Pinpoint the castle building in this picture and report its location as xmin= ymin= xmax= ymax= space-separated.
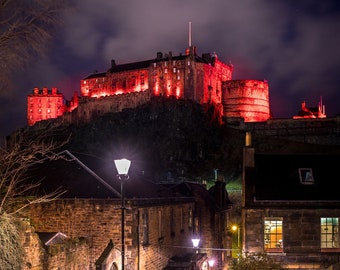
xmin=27 ymin=87 xmax=78 ymax=126
xmin=27 ymin=45 xmax=271 ymax=126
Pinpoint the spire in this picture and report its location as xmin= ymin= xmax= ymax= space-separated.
xmin=189 ymin=21 xmax=192 ymax=47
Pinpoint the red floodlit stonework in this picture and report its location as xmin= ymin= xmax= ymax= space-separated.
xmin=27 ymin=45 xmax=322 ymax=126
xmin=27 ymin=87 xmax=78 ymax=126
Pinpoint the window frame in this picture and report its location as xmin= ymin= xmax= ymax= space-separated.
xmin=321 ymin=217 xmax=340 ymax=251
xmin=298 ymin=168 xmax=314 ymax=185
xmin=264 ymin=217 xmax=283 ymax=253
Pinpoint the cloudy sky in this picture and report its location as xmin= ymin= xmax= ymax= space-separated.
xmin=1 ymin=0 xmax=340 ymax=138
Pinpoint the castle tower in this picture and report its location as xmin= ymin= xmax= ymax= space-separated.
xmin=222 ymin=80 xmax=270 ymax=122
xmin=27 ymin=87 xmax=66 ymax=126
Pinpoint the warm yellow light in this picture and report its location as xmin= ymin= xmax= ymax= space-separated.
xmin=231 ymin=225 xmax=238 ymax=232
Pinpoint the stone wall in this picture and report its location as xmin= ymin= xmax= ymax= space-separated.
xmin=21 ymin=220 xmax=90 ymax=270
xmin=61 ymin=89 xmax=152 ymax=124
xmin=26 ymin=198 xmax=196 ymax=270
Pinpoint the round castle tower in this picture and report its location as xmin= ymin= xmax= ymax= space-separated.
xmin=222 ymin=80 xmax=270 ymax=122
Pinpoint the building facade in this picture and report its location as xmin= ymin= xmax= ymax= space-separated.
xmin=242 ymin=144 xmax=340 ymax=269
xmin=22 ymin=150 xmax=232 ymax=270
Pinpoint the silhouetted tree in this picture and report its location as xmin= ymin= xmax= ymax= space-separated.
xmin=0 ymin=126 xmax=68 ymax=269
xmin=0 ymin=0 xmax=69 ymax=92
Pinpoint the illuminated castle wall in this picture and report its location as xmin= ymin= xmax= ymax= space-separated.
xmin=222 ymin=80 xmax=270 ymax=122
xmin=27 ymin=87 xmax=78 ymax=126
xmin=27 ymin=45 xmax=271 ymax=126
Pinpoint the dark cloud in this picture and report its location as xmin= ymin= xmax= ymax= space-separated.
xmin=1 ymin=0 xmax=340 ymax=138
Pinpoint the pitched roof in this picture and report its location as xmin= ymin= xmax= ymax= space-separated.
xmin=27 ymin=150 xmax=186 ymax=201
xmin=254 ymin=153 xmax=340 ymax=201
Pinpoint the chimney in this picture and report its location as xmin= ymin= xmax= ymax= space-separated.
xmin=111 ymin=59 xmax=116 ymax=68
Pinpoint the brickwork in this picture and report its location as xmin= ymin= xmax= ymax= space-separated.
xmin=26 ymin=198 xmax=197 ymax=269
xmin=243 ymin=208 xmax=340 ymax=268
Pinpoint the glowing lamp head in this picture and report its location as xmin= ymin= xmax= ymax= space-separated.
xmin=114 ymin=158 xmax=131 ymax=175
xmin=208 ymin=259 xmax=215 ymax=267
xmin=192 ymin=238 xmax=200 ymax=248
xmin=231 ymin=225 xmax=238 ymax=232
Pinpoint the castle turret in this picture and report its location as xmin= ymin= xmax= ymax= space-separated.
xmin=222 ymin=79 xmax=270 ymax=122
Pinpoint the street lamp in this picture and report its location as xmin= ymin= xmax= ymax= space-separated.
xmin=191 ymin=237 xmax=200 ymax=253
xmin=115 ymin=158 xmax=131 ymax=270
xmin=208 ymin=258 xmax=215 ymax=269
xmin=231 ymin=224 xmax=240 ymax=249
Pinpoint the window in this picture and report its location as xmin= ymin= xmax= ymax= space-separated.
xmin=264 ymin=217 xmax=283 ymax=251
xmin=299 ymin=168 xmax=314 ymax=184
xmin=188 ymin=207 xmax=193 ymax=229
xmin=158 ymin=210 xmax=163 ymax=240
xmin=180 ymin=208 xmax=184 ymax=233
xmin=170 ymin=208 xmax=175 ymax=237
xmin=142 ymin=209 xmax=149 ymax=245
xmin=321 ymin=217 xmax=339 ymax=248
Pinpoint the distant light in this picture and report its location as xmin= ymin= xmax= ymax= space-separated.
xmin=192 ymin=238 xmax=200 ymax=248
xmin=208 ymin=259 xmax=215 ymax=267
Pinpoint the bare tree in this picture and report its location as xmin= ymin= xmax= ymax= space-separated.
xmin=0 ymin=126 xmax=69 ymax=269
xmin=0 ymin=0 xmax=69 ymax=92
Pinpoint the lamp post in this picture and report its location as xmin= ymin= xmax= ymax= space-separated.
xmin=114 ymin=158 xmax=131 ymax=270
xmin=231 ymin=224 xmax=240 ymax=251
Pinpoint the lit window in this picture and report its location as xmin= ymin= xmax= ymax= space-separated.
xmin=140 ymin=74 xmax=145 ymax=85
xmin=299 ymin=168 xmax=314 ymax=184
xmin=188 ymin=207 xmax=193 ymax=229
xmin=321 ymin=217 xmax=339 ymax=248
xmin=264 ymin=217 xmax=283 ymax=251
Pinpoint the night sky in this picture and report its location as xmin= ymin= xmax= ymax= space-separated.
xmin=1 ymin=0 xmax=340 ymax=138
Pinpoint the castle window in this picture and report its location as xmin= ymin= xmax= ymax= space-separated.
xmin=140 ymin=74 xmax=145 ymax=85
xmin=164 ymin=68 xmax=167 ymax=74
xmin=131 ymin=76 xmax=136 ymax=87
xmin=112 ymin=79 xmax=117 ymax=89
xmin=173 ymin=68 xmax=176 ymax=73
xmin=299 ymin=168 xmax=314 ymax=185
xmin=264 ymin=217 xmax=283 ymax=252
xmin=321 ymin=217 xmax=339 ymax=249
